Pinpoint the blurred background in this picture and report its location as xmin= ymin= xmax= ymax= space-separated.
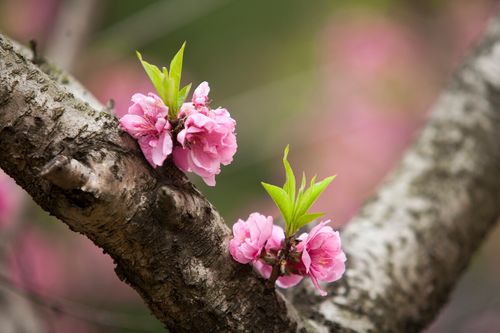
xmin=1 ymin=0 xmax=500 ymax=332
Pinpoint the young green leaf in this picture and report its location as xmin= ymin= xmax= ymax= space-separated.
xmin=137 ymin=43 xmax=188 ymax=120
xmin=295 ymin=175 xmax=336 ymax=219
xmin=169 ymin=42 xmax=185 ymax=87
xmin=168 ymin=42 xmax=186 ymax=113
xmin=178 ymin=83 xmax=192 ymax=107
xmin=136 ymin=51 xmax=166 ymax=101
xmin=282 ymin=145 xmax=296 ymax=201
xmin=296 ymin=212 xmax=325 ymax=229
xmin=261 ymin=182 xmax=292 ymax=224
xmin=165 ymin=77 xmax=176 ymax=118
xmin=262 ymin=146 xmax=336 ymax=236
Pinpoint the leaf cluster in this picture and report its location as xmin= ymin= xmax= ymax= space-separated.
xmin=136 ymin=43 xmax=192 ymax=120
xmin=262 ymin=146 xmax=335 ymax=236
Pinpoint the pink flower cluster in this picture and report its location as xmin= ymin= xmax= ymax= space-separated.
xmin=119 ymin=82 xmax=237 ymax=186
xmin=229 ymin=213 xmax=346 ymax=296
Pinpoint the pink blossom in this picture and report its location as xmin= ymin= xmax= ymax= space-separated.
xmin=229 ymin=213 xmax=273 ymax=264
xmin=296 ymin=221 xmax=346 ymax=296
xmin=192 ymin=81 xmax=210 ymax=108
xmin=252 ymin=225 xmax=303 ymax=288
xmin=119 ymin=93 xmax=173 ymax=168
xmin=173 ymin=107 xmax=237 ymax=186
xmin=178 ymin=102 xmax=197 ymax=118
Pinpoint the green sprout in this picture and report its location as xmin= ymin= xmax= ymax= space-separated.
xmin=136 ymin=43 xmax=192 ymax=120
xmin=262 ymin=146 xmax=335 ymax=236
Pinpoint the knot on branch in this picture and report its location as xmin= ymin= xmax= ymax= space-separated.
xmin=40 ymin=155 xmax=100 ymax=196
xmin=156 ymin=186 xmax=207 ymax=228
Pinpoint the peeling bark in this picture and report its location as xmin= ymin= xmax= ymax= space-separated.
xmin=1 ymin=11 xmax=500 ymax=333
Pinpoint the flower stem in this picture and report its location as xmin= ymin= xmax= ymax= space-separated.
xmin=267 ymin=263 xmax=280 ymax=288
xmin=267 ymin=236 xmax=294 ymax=288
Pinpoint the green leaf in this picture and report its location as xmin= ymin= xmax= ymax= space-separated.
xmin=294 ymin=172 xmax=306 ymax=215
xmin=310 ymin=175 xmax=317 ymax=187
xmin=137 ymin=44 xmax=188 ymax=120
xmin=296 ymin=212 xmax=325 ymax=229
xmin=169 ymin=42 xmax=185 ymax=87
xmin=136 ymin=51 xmax=167 ymax=101
xmin=299 ymin=172 xmax=306 ymax=190
xmin=295 ymin=175 xmax=335 ymax=219
xmin=297 ymin=172 xmax=306 ymax=197
xmin=168 ymin=42 xmax=186 ymax=113
xmin=261 ymin=182 xmax=293 ymax=225
xmin=178 ymin=83 xmax=192 ymax=107
xmin=262 ymin=146 xmax=336 ymax=236
xmin=165 ymin=77 xmax=176 ymax=118
xmin=282 ymin=145 xmax=296 ymax=202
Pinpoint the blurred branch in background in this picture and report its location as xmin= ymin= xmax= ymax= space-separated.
xmin=0 ymin=285 xmax=44 ymax=333
xmin=45 ymin=0 xmax=100 ymax=71
xmin=0 ymin=178 xmax=44 ymax=333
xmin=0 ymin=273 xmax=158 ymax=332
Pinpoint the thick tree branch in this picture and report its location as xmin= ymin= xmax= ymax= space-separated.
xmin=0 ymin=35 xmax=305 ymax=332
xmin=2 ymin=11 xmax=500 ymax=333
xmin=289 ymin=14 xmax=500 ymax=333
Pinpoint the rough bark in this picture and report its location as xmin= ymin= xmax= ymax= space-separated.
xmin=1 ymin=12 xmax=500 ymax=333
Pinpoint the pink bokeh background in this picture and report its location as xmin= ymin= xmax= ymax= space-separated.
xmin=1 ymin=0 xmax=499 ymax=332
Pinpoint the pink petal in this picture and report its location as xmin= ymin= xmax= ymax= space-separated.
xmin=150 ymin=132 xmax=172 ymax=167
xmin=138 ymin=136 xmax=155 ymax=168
xmin=230 ymin=244 xmax=252 ymax=264
xmin=310 ymin=273 xmax=327 ymax=296
xmin=252 ymin=260 xmax=272 ymax=279
xmin=177 ymin=129 xmax=187 ymax=146
xmin=323 ymin=258 xmax=346 ymax=283
xmin=202 ymin=174 xmax=216 ymax=186
xmin=301 ymin=249 xmax=312 ymax=273
xmin=173 ymin=147 xmax=190 ymax=172
xmin=276 ymin=274 xmax=303 ymax=289
xmin=192 ymin=81 xmax=210 ymax=107
xmin=266 ymin=225 xmax=285 ymax=251
xmin=119 ymin=114 xmax=151 ymax=138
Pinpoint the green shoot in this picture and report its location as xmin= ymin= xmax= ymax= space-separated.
xmin=136 ymin=43 xmax=192 ymax=120
xmin=262 ymin=145 xmax=335 ymax=236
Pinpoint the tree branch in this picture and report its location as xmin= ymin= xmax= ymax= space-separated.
xmin=289 ymin=13 xmax=500 ymax=333
xmin=2 ymin=11 xmax=500 ymax=333
xmin=0 ymin=34 xmax=305 ymax=332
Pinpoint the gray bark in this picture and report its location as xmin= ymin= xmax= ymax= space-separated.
xmin=1 ymin=12 xmax=500 ymax=333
